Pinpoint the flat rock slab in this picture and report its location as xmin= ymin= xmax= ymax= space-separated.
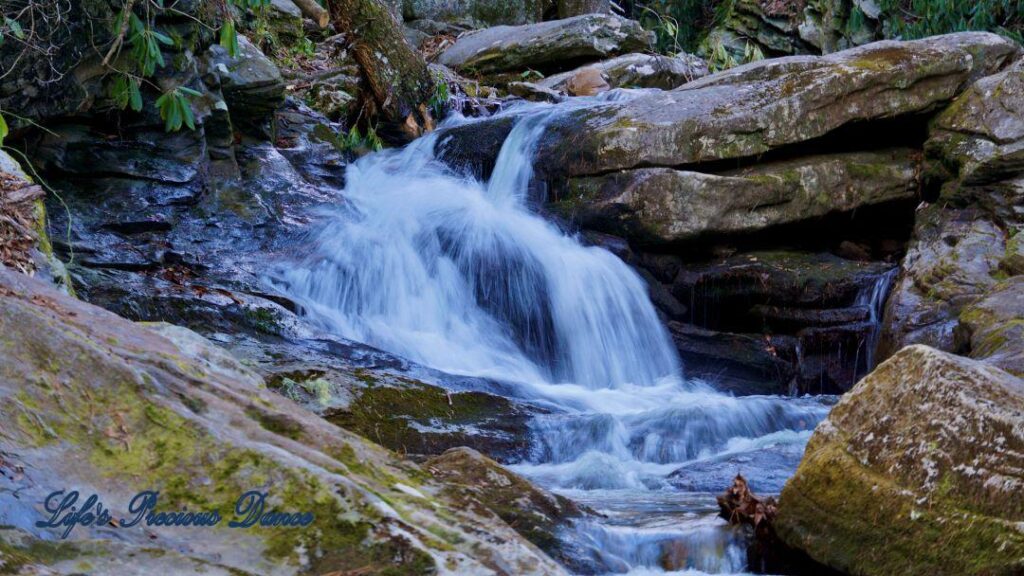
xmin=437 ymin=14 xmax=652 ymax=74
xmin=554 ymin=149 xmax=921 ymax=244
xmin=532 ymin=32 xmax=1019 ymax=179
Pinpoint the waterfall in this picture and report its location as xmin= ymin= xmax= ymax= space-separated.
xmin=278 ymin=95 xmax=833 ymax=575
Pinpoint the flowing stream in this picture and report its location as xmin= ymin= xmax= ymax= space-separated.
xmin=280 ymin=94 xmax=838 ymax=574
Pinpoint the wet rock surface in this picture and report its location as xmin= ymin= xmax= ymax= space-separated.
xmin=0 ymin=268 xmax=567 ymax=575
xmin=776 ymin=345 xmax=1024 ymax=575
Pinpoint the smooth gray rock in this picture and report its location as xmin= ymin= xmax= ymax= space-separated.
xmin=538 ymin=53 xmax=709 ymax=92
xmin=437 ymin=14 xmax=653 ymax=73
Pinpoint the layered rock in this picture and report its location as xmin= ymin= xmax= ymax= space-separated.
xmin=776 ymin=345 xmax=1024 ymax=575
xmin=533 ymin=33 xmax=1019 ymax=179
xmin=660 ymin=251 xmax=898 ymax=394
xmin=0 ymin=268 xmax=567 ymax=575
xmin=554 ymin=149 xmax=921 ymax=244
xmin=538 ymin=53 xmax=709 ymax=93
xmin=437 ymin=14 xmax=652 ymax=74
xmin=925 ymin=59 xmax=1024 ymax=226
xmin=880 ymin=207 xmax=1005 ymax=355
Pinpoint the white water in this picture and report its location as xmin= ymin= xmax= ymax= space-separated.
xmin=279 ymin=94 xmax=832 ymax=574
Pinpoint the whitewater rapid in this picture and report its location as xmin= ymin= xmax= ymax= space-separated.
xmin=277 ymin=93 xmax=834 ymax=574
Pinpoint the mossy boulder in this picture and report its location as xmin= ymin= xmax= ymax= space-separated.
xmin=531 ymin=33 xmax=1019 ymax=180
xmin=958 ymin=276 xmax=1024 ymax=378
xmin=0 ymin=268 xmax=567 ymax=575
xmin=554 ymin=149 xmax=920 ymax=245
xmin=437 ymin=14 xmax=653 ymax=74
xmin=776 ymin=345 xmax=1024 ymax=576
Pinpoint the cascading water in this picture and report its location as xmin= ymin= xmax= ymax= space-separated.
xmin=278 ymin=93 xmax=833 ymax=575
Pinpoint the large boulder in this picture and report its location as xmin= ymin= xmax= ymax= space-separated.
xmin=776 ymin=345 xmax=1024 ymax=575
xmin=437 ymin=14 xmax=652 ymax=74
xmin=532 ymin=33 xmax=1019 ymax=179
xmin=0 ymin=268 xmax=567 ymax=575
xmin=553 ymin=149 xmax=921 ymax=244
xmin=537 ymin=53 xmax=709 ymax=93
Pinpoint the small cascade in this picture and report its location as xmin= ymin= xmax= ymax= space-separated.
xmin=279 ymin=95 xmax=834 ymax=575
xmin=855 ymin=267 xmax=899 ymax=373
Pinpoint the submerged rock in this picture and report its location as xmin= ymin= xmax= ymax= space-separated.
xmin=533 ymin=33 xmax=1019 ymax=179
xmin=776 ymin=345 xmax=1024 ymax=575
xmin=437 ymin=14 xmax=652 ymax=74
xmin=0 ymin=268 xmax=567 ymax=575
xmin=554 ymin=149 xmax=921 ymax=244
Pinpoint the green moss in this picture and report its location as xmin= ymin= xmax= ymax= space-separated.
xmin=0 ymin=535 xmax=81 ymax=575
xmin=778 ymin=435 xmax=1024 ymax=575
xmin=327 ymin=381 xmax=515 ymax=456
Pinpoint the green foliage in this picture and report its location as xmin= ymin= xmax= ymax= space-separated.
xmin=631 ymin=0 xmax=722 ymax=53
xmin=0 ymin=112 xmax=7 ymax=147
xmin=155 ymin=87 xmax=202 ymax=132
xmin=428 ymin=71 xmax=451 ymax=118
xmin=346 ymin=125 xmax=385 ymax=153
xmin=519 ymin=68 xmax=544 ymax=80
xmin=877 ymin=0 xmax=1024 ymax=42
xmin=127 ymin=11 xmax=174 ymax=76
xmin=110 ymin=75 xmax=144 ymax=112
xmin=0 ymin=15 xmax=25 ymax=46
xmin=220 ymin=18 xmax=240 ymax=57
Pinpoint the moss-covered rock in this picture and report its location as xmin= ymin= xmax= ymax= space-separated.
xmin=425 ymin=448 xmax=588 ymax=567
xmin=555 ymin=149 xmax=920 ymax=245
xmin=0 ymin=268 xmax=567 ymax=575
xmin=879 ymin=206 xmax=1005 ymax=357
xmin=531 ymin=33 xmax=1019 ymax=180
xmin=776 ymin=345 xmax=1024 ymax=576
xmin=958 ymin=276 xmax=1024 ymax=377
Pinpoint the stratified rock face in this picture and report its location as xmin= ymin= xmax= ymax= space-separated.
xmin=533 ymin=33 xmax=1020 ymax=179
xmin=879 ymin=207 xmax=1005 ymax=355
xmin=403 ymin=0 xmax=550 ymax=26
xmin=537 ymin=53 xmax=709 ymax=92
xmin=426 ymin=447 xmax=587 ymax=567
xmin=925 ymin=59 xmax=1024 ymax=227
xmin=437 ymin=14 xmax=653 ymax=74
xmin=555 ymin=149 xmax=920 ymax=244
xmin=0 ymin=268 xmax=567 ymax=576
xmin=776 ymin=345 xmax=1024 ymax=576
xmin=202 ymin=35 xmax=286 ymax=135
xmin=959 ymin=276 xmax=1024 ymax=378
